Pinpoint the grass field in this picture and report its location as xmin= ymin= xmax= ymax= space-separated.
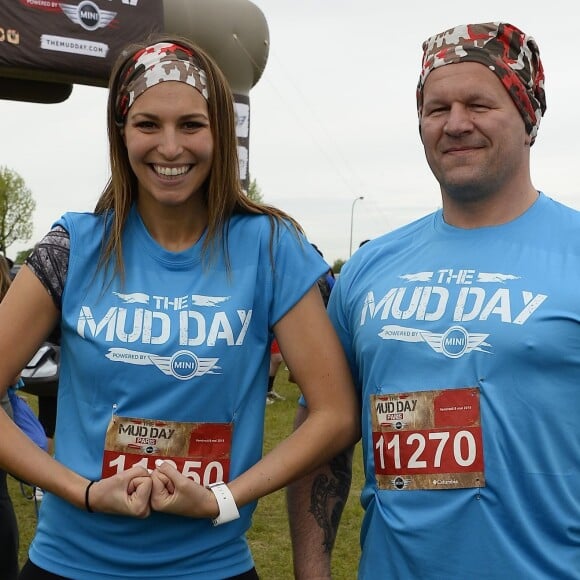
xmin=9 ymin=369 xmax=364 ymax=579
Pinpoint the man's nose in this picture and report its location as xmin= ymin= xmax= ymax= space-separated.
xmin=444 ymin=104 xmax=474 ymax=135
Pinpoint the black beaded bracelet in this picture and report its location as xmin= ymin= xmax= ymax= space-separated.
xmin=85 ymin=480 xmax=96 ymax=513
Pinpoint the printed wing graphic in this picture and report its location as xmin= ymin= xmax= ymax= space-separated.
xmin=195 ymin=358 xmax=221 ymax=375
xmin=60 ymin=4 xmax=117 ymax=28
xmin=420 ymin=331 xmax=491 ymax=354
xmin=190 ymin=295 xmax=229 ymax=307
xmin=105 ymin=348 xmax=221 ymax=377
xmin=149 ymin=354 xmax=173 ymax=375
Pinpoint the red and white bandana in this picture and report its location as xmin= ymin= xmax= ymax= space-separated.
xmin=115 ymin=42 xmax=209 ymax=125
xmin=416 ymin=22 xmax=546 ymax=143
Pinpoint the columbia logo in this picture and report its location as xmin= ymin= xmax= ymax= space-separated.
xmin=122 ymin=0 xmax=138 ymax=5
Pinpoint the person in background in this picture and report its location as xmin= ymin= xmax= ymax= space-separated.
xmin=0 ymin=35 xmax=359 ymax=579
xmin=288 ymin=22 xmax=580 ymax=578
xmin=0 ymin=256 xmax=20 ymax=580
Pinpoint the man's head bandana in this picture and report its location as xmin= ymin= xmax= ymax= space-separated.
xmin=416 ymin=22 xmax=546 ymax=143
xmin=115 ymin=42 xmax=209 ymax=125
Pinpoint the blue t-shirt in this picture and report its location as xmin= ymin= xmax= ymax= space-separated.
xmin=330 ymin=193 xmax=580 ymax=579
xmin=29 ymin=207 xmax=327 ymax=579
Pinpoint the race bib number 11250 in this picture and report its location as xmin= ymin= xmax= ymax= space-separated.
xmin=102 ymin=416 xmax=232 ymax=486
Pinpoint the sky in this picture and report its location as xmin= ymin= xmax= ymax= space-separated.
xmin=2 ymin=0 xmax=580 ymax=266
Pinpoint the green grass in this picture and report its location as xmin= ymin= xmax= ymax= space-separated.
xmin=10 ymin=371 xmax=364 ymax=578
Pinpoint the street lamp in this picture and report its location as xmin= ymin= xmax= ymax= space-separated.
xmin=349 ymin=196 xmax=364 ymax=257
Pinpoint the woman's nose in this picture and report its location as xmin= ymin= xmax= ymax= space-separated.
xmin=157 ymin=128 xmax=184 ymax=159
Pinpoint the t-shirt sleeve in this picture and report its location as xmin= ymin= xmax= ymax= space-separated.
xmin=268 ymin=222 xmax=328 ymax=327
xmin=25 ymin=226 xmax=70 ymax=311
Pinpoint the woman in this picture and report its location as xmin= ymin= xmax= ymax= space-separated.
xmin=0 ymin=36 xmax=359 ymax=579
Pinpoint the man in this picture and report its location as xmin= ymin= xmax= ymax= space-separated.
xmin=288 ymin=22 xmax=580 ymax=578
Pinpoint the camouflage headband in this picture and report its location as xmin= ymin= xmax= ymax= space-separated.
xmin=416 ymin=22 xmax=546 ymax=143
xmin=115 ymin=42 xmax=209 ymax=125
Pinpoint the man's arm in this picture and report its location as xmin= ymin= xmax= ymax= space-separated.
xmin=287 ymin=404 xmax=355 ymax=580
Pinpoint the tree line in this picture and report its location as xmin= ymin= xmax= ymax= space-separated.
xmin=0 ymin=166 xmax=35 ymax=264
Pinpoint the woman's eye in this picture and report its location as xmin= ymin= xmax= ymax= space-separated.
xmin=135 ymin=120 xmax=156 ymax=130
xmin=183 ymin=121 xmax=205 ymax=131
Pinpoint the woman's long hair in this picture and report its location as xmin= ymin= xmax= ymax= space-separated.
xmin=95 ymin=33 xmax=300 ymax=281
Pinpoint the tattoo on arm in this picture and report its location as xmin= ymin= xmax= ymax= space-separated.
xmin=308 ymin=452 xmax=352 ymax=553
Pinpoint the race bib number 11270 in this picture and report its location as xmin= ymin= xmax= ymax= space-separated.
xmin=371 ymin=387 xmax=484 ymax=491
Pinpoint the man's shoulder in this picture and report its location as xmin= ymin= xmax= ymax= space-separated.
xmin=541 ymin=193 xmax=580 ymax=219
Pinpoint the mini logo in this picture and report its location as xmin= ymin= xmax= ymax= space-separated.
xmin=128 ymin=443 xmax=160 ymax=454
xmin=440 ymin=326 xmax=469 ymax=358
xmin=60 ymin=1 xmax=116 ymax=31
xmin=171 ymin=350 xmax=199 ymax=380
xmin=391 ymin=476 xmax=411 ymax=490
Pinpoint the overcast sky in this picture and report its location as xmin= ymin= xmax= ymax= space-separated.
xmin=2 ymin=0 xmax=579 ymax=265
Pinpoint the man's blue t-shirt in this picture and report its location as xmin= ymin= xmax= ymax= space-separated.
xmin=330 ymin=193 xmax=580 ymax=579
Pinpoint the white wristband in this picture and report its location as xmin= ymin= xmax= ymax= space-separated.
xmin=207 ymin=482 xmax=240 ymax=526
